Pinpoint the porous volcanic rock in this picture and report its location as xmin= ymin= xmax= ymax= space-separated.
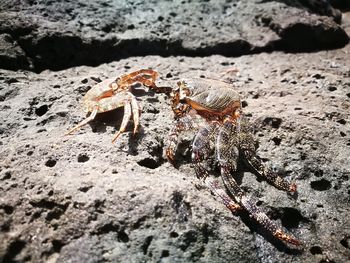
xmin=0 ymin=43 xmax=349 ymax=262
xmin=0 ymin=0 xmax=348 ymax=71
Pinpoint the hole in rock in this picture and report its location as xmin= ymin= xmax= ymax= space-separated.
xmin=52 ymin=240 xmax=64 ymax=253
xmin=35 ymin=105 xmax=49 ymax=116
xmin=310 ymin=245 xmax=323 ymax=255
xmin=170 ymin=231 xmax=179 ymax=238
xmin=312 ymin=74 xmax=324 ymax=79
xmin=78 ymin=185 xmax=93 ymax=193
xmin=77 ymin=154 xmax=89 ymax=163
xmin=1 ymin=205 xmax=14 ymax=214
xmin=271 ymin=137 xmax=282 ymax=145
xmin=269 ymin=207 xmax=307 ymax=229
xmin=45 ymin=159 xmax=57 ymax=167
xmin=97 ymin=222 xmax=120 ymax=234
xmin=137 ymin=158 xmax=160 ymax=169
xmin=3 ymin=171 xmax=11 ymax=180
xmin=280 ymin=207 xmax=305 ymax=228
xmin=337 ymin=119 xmax=346 ymax=125
xmin=141 ymin=236 xmax=153 ymax=255
xmin=154 ymin=205 xmax=163 ymax=218
xmin=161 ymin=250 xmax=169 ymax=258
xmin=118 ymin=230 xmax=129 ymax=243
xmin=179 ymin=230 xmax=198 ymax=251
xmin=314 ymin=169 xmax=323 ymax=177
xmin=46 ymin=207 xmax=65 ymax=221
xmin=256 ymin=200 xmax=263 ymax=206
xmin=310 ymin=179 xmax=331 ymax=191
xmin=2 ymin=240 xmax=26 ymax=262
xmin=340 ymin=236 xmax=350 ymax=249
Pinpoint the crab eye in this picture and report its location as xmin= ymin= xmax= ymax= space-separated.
xmin=115 ymin=77 xmax=122 ymax=85
xmin=177 ymin=80 xmax=182 ymax=86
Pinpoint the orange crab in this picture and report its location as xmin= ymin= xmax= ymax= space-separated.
xmin=65 ymin=69 xmax=167 ymax=142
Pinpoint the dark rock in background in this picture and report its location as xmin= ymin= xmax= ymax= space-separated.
xmin=0 ymin=0 xmax=349 ymax=72
xmin=0 ymin=0 xmax=350 ymax=262
xmin=0 ymin=33 xmax=31 ymax=70
xmin=330 ymin=0 xmax=350 ymax=10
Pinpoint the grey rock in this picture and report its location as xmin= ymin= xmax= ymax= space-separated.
xmin=0 ymin=43 xmax=350 ymax=262
xmin=0 ymin=0 xmax=348 ymax=71
xmin=0 ymin=33 xmax=31 ymax=70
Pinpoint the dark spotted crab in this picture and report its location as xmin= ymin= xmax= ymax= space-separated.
xmin=65 ymin=69 xmax=169 ymax=142
xmin=166 ymin=78 xmax=300 ymax=246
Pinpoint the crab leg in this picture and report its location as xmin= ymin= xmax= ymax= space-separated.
xmin=127 ymin=76 xmax=156 ymax=88
xmin=236 ymin=118 xmax=297 ymax=192
xmin=112 ymin=101 xmax=132 ymax=143
xmin=119 ymin=69 xmax=158 ymax=89
xmin=65 ymin=107 xmax=98 ymax=136
xmin=130 ymin=95 xmax=140 ymax=134
xmin=217 ymin=121 xmax=301 ymax=246
xmin=241 ymin=146 xmax=297 ymax=193
xmin=192 ymin=123 xmax=241 ymax=212
xmin=120 ymin=69 xmax=158 ymax=83
xmin=119 ymin=69 xmax=172 ymax=94
xmin=148 ymin=85 xmax=173 ymax=94
xmin=166 ymin=114 xmax=202 ymax=164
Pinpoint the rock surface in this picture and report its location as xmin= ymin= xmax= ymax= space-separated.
xmin=1 ymin=1 xmax=350 ymax=263
xmin=1 ymin=44 xmax=350 ymax=262
xmin=0 ymin=0 xmax=348 ymax=71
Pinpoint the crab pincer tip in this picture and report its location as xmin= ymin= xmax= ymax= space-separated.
xmin=165 ymin=150 xmax=176 ymax=166
xmin=274 ymin=229 xmax=302 ymax=247
xmin=111 ymin=133 xmax=121 ymax=143
xmin=290 ymin=183 xmax=297 ymax=193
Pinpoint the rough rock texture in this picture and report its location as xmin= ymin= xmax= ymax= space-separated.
xmin=1 ymin=0 xmax=350 ymax=262
xmin=0 ymin=0 xmax=349 ymax=71
xmin=1 ymin=43 xmax=350 ymax=262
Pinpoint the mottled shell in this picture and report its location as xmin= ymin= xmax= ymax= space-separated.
xmin=178 ymin=78 xmax=241 ymax=115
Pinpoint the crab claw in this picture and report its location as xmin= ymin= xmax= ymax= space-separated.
xmin=165 ymin=148 xmax=176 ymax=166
xmin=290 ymin=183 xmax=297 ymax=193
xmin=274 ymin=229 xmax=302 ymax=247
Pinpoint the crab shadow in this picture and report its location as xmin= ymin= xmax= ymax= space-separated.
xmin=87 ymin=108 xmax=124 ymax=134
xmin=233 ymin=204 xmax=303 ymax=254
xmin=211 ymin=169 xmax=303 ymax=254
xmin=87 ymin=109 xmax=146 ymax=151
xmin=220 ymin=160 xmax=303 ymax=252
xmin=218 ymin=164 xmax=303 ymax=253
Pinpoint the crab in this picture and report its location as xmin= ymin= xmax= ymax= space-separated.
xmin=166 ymin=78 xmax=301 ymax=246
xmin=65 ymin=69 xmax=170 ymax=142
